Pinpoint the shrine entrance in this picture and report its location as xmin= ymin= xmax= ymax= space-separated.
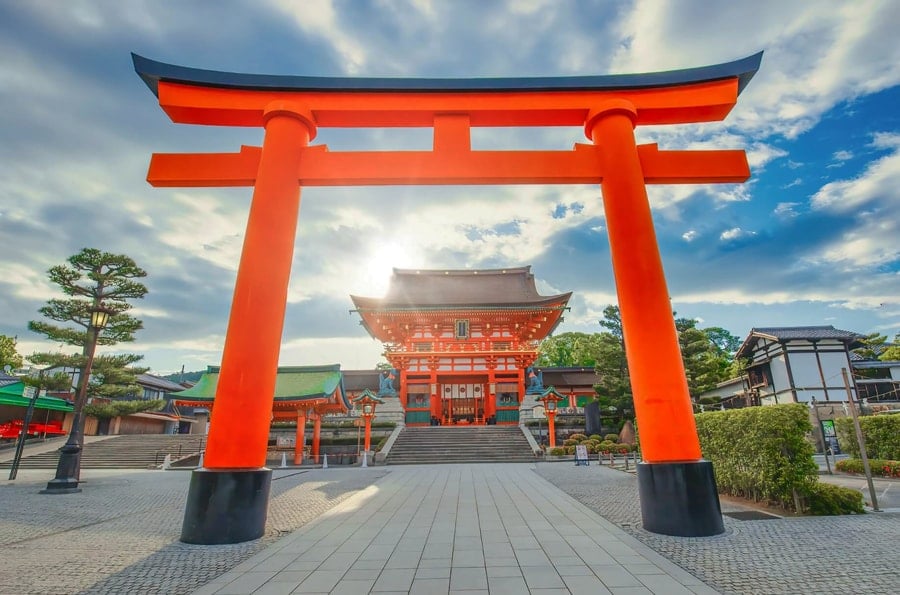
xmin=135 ymin=51 xmax=762 ymax=543
xmin=439 ymin=382 xmax=486 ymax=425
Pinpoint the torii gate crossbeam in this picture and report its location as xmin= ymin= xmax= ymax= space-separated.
xmin=134 ymin=52 xmax=762 ymax=544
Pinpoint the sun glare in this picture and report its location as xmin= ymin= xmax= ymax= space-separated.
xmin=357 ymin=240 xmax=420 ymax=296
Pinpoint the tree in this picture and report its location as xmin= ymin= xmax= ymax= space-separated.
xmin=28 ymin=248 xmax=148 ymax=487
xmin=535 ymin=332 xmax=602 ymax=367
xmin=28 ymin=248 xmax=147 ymax=348
xmin=0 ymin=334 xmax=24 ymax=371
xmin=854 ymin=332 xmax=888 ymax=360
xmin=881 ymin=333 xmax=900 ymax=361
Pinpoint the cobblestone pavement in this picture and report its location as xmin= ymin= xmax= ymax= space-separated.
xmin=535 ymin=462 xmax=900 ymax=595
xmin=0 ymin=467 xmax=387 ymax=595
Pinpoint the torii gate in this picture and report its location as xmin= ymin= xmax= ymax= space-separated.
xmin=134 ymin=52 xmax=762 ymax=544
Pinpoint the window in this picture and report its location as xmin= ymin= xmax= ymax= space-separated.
xmin=455 ymin=319 xmax=469 ymax=339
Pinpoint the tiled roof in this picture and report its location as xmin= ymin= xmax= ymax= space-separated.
xmin=170 ymin=365 xmax=345 ymax=405
xmin=341 ymin=370 xmax=382 ymax=392
xmin=137 ymin=373 xmax=188 ymax=392
xmin=351 ymin=266 xmax=571 ymax=309
xmin=736 ymin=326 xmax=864 ymax=359
xmin=750 ymin=326 xmax=862 ymax=341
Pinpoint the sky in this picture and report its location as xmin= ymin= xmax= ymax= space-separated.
xmin=1 ymin=0 xmax=898 ymax=377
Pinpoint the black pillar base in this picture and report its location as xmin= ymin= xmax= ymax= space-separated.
xmin=40 ymin=443 xmax=83 ymax=495
xmin=180 ymin=468 xmax=273 ymax=545
xmin=637 ymin=460 xmax=724 ymax=537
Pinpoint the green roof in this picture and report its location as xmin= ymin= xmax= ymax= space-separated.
xmin=170 ymin=365 xmax=345 ymax=405
xmin=0 ymin=382 xmax=74 ymax=412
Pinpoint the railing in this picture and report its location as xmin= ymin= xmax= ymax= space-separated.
xmin=154 ymin=437 xmax=205 ymax=466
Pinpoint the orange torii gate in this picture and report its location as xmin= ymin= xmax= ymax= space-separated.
xmin=134 ymin=52 xmax=762 ymax=544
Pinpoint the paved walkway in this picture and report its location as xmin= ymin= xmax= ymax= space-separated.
xmin=196 ymin=465 xmax=713 ymax=595
xmin=1 ymin=457 xmax=898 ymax=594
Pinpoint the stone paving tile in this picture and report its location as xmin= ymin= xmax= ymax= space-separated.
xmin=535 ymin=462 xmax=900 ymax=595
xmin=0 ymin=468 xmax=386 ymax=595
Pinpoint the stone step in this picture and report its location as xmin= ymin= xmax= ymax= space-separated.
xmin=386 ymin=425 xmax=534 ymax=465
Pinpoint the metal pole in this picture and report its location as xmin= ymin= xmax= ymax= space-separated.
xmin=9 ymin=369 xmax=44 ymax=480
xmin=841 ymin=368 xmax=879 ymax=511
xmin=810 ymin=399 xmax=832 ymax=475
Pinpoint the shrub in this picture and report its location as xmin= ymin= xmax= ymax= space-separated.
xmin=549 ymin=447 xmax=567 ymax=456
xmin=835 ymin=414 xmax=900 ymax=460
xmin=835 ymin=458 xmax=900 ymax=478
xmin=597 ymin=440 xmax=616 ymax=453
xmin=589 ymin=434 xmax=602 ymax=441
xmin=568 ymin=433 xmax=587 ymax=441
xmin=804 ymin=482 xmax=865 ymax=515
xmin=695 ymin=403 xmax=817 ymax=511
xmin=563 ymin=438 xmax=578 ymax=447
xmin=604 ymin=433 xmax=619 ymax=443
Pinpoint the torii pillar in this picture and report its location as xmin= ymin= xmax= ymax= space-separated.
xmin=134 ymin=51 xmax=762 ymax=542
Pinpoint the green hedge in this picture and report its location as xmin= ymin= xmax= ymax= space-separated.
xmin=695 ymin=404 xmax=817 ymax=510
xmin=835 ymin=458 xmax=900 ymax=478
xmin=804 ymin=482 xmax=865 ymax=515
xmin=834 ymin=414 xmax=900 ymax=460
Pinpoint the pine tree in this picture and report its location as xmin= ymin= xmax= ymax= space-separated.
xmin=28 ymin=248 xmax=149 ymax=448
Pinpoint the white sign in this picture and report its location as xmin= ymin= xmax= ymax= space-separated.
xmin=23 ymin=386 xmax=37 ymax=399
xmin=575 ymin=444 xmax=589 ymax=463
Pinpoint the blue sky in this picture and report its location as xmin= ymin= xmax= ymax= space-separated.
xmin=0 ymin=0 xmax=897 ymax=375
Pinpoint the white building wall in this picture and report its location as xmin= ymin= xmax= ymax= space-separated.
xmin=769 ymin=355 xmax=791 ymax=400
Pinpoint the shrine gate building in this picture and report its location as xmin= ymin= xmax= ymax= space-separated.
xmin=351 ymin=266 xmax=570 ymax=426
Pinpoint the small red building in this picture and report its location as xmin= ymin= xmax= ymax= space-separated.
xmin=351 ymin=266 xmax=570 ymax=426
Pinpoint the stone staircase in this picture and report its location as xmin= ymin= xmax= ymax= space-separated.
xmin=385 ymin=425 xmax=537 ymax=465
xmin=0 ymin=434 xmax=206 ymax=470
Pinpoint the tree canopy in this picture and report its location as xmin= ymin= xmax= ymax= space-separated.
xmin=0 ymin=334 xmax=23 ymax=371
xmin=27 ymin=248 xmax=150 ymax=404
xmin=28 ymin=248 xmax=147 ymax=348
xmin=537 ymin=306 xmax=743 ymax=415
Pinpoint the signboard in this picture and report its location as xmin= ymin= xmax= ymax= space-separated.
xmin=574 ymin=444 xmax=589 ymax=466
xmin=23 ymin=386 xmax=36 ymax=399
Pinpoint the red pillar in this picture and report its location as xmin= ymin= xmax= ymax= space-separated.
xmin=294 ymin=411 xmax=306 ymax=465
xmin=363 ymin=416 xmax=372 ymax=452
xmin=586 ymin=100 xmax=701 ymax=464
xmin=547 ymin=411 xmax=557 ymax=448
xmin=312 ymin=414 xmax=321 ymax=464
xmin=204 ymin=102 xmax=316 ymax=469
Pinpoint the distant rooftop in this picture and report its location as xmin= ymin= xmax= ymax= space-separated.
xmin=737 ymin=325 xmax=864 ymax=359
xmin=351 ymin=266 xmax=571 ymax=310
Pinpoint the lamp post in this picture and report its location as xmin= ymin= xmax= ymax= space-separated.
xmin=42 ymin=305 xmax=112 ymax=494
xmin=536 ymin=387 xmax=565 ymax=448
xmin=353 ymin=389 xmax=384 ymax=456
xmin=9 ymin=367 xmax=47 ymax=480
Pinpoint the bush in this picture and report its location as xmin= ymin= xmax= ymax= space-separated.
xmin=835 ymin=458 xmax=900 ymax=478
xmin=695 ymin=404 xmax=817 ymax=511
xmin=589 ymin=434 xmax=602 ymax=441
xmin=804 ymin=482 xmax=865 ymax=515
xmin=568 ymin=433 xmax=587 ymax=441
xmin=604 ymin=433 xmax=619 ymax=443
xmin=835 ymin=414 xmax=900 ymax=460
xmin=597 ymin=440 xmax=616 ymax=453
xmin=563 ymin=438 xmax=578 ymax=447
xmin=549 ymin=447 xmax=567 ymax=456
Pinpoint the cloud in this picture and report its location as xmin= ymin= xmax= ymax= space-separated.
xmin=720 ymin=227 xmax=757 ymax=241
xmin=773 ymin=202 xmax=800 ymax=217
xmin=682 ymin=230 xmax=698 ymax=242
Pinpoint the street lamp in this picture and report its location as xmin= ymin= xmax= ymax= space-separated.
xmin=353 ymin=389 xmax=384 ymax=455
xmin=536 ymin=387 xmax=565 ymax=448
xmin=42 ymin=304 xmax=113 ymax=494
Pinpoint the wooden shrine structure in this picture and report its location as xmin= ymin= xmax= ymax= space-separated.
xmin=352 ymin=266 xmax=569 ymax=426
xmin=171 ymin=365 xmax=349 ymax=466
